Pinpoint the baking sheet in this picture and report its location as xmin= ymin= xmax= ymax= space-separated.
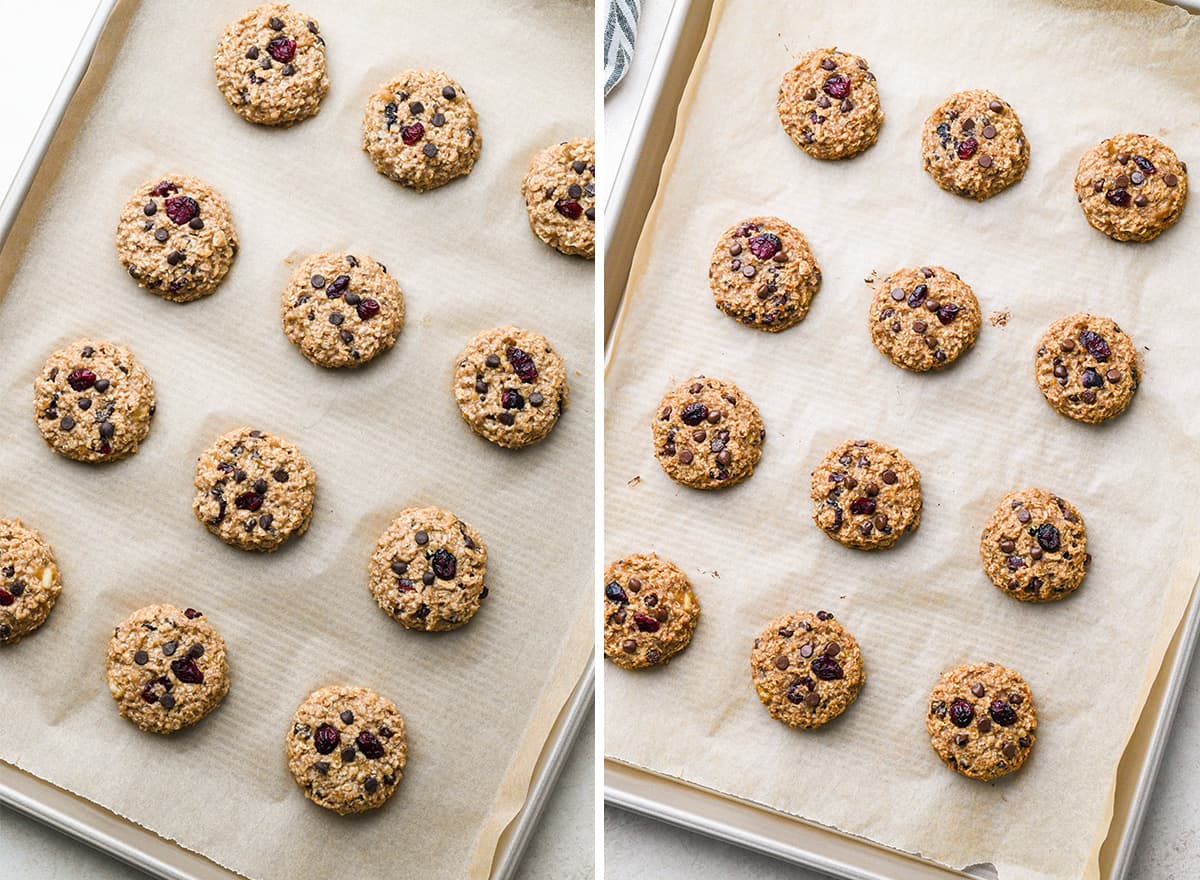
xmin=603 ymin=1 xmax=1200 ymax=878
xmin=0 ymin=2 xmax=594 ymax=879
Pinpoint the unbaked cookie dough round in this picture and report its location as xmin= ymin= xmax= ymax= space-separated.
xmin=1035 ymin=313 xmax=1141 ymax=424
xmin=522 ymin=138 xmax=596 ymax=258
xmin=751 ymin=610 xmax=865 ymax=729
xmin=709 ymin=216 xmax=821 ymax=332
xmin=927 ymin=662 xmax=1036 ymax=781
xmin=1074 ymin=133 xmax=1188 ymax=242
xmin=287 ymin=685 xmax=408 ymax=814
xmin=369 ymin=506 xmax=487 ymax=631
xmin=869 ymin=265 xmax=980 ymax=371
xmin=213 ymin=3 xmax=329 ymax=126
xmin=453 ymin=326 xmax=568 ymax=449
xmin=192 ymin=427 xmax=317 ymax=551
xmin=811 ymin=439 xmax=921 ymax=550
xmin=33 ymin=338 xmax=156 ymax=463
xmin=603 ymin=553 xmax=699 ymax=670
xmin=652 ymin=377 xmax=764 ymax=490
xmin=921 ymin=90 xmax=1029 ymax=200
xmin=362 ymin=70 xmax=481 ymax=191
xmin=281 ymin=252 xmax=405 ymax=368
xmin=980 ymin=488 xmax=1088 ymax=602
xmin=105 ymin=604 xmax=230 ymax=734
xmin=777 ymin=47 xmax=883 ymax=161
xmin=0 ymin=518 xmax=61 ymax=645
xmin=116 ymin=174 xmax=238 ymax=301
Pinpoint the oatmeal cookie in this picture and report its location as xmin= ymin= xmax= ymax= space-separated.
xmin=652 ymin=377 xmax=764 ymax=490
xmin=811 ymin=439 xmax=921 ymax=550
xmin=869 ymin=265 xmax=980 ymax=371
xmin=0 ymin=519 xmax=61 ymax=645
xmin=709 ymin=216 xmax=821 ymax=332
xmin=1074 ymin=133 xmax=1187 ymax=242
xmin=980 ymin=488 xmax=1088 ymax=602
xmin=1035 ymin=313 xmax=1140 ymax=424
xmin=777 ymin=47 xmax=883 ymax=160
xmin=522 ymin=138 xmax=596 ymax=258
xmin=921 ymin=90 xmax=1029 ymax=200
xmin=603 ymin=553 xmax=699 ymax=669
xmin=927 ymin=662 xmax=1036 ymax=780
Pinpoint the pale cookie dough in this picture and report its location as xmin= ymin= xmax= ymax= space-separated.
xmin=287 ymin=685 xmax=408 ymax=815
xmin=927 ymin=662 xmax=1036 ymax=781
xmin=369 ymin=507 xmax=487 ymax=631
xmin=192 ymin=427 xmax=316 ymax=551
xmin=1074 ymin=133 xmax=1188 ymax=242
xmin=869 ymin=265 xmax=980 ymax=371
xmin=652 ymin=377 xmax=764 ymax=490
xmin=0 ymin=519 xmax=61 ymax=645
xmin=213 ymin=3 xmax=329 ymax=126
xmin=1035 ymin=313 xmax=1141 ymax=424
xmin=603 ymin=553 xmax=699 ymax=670
xmin=453 ymin=326 xmax=568 ymax=449
xmin=116 ymin=174 xmax=238 ymax=301
xmin=980 ymin=488 xmax=1088 ymax=602
xmin=34 ymin=338 xmax=156 ymax=463
xmin=811 ymin=439 xmax=921 ymax=550
xmin=522 ymin=138 xmax=596 ymax=258
xmin=709 ymin=216 xmax=822 ymax=332
xmin=921 ymin=90 xmax=1029 ymax=201
xmin=751 ymin=610 xmax=864 ymax=729
xmin=777 ymin=47 xmax=883 ymax=161
xmin=281 ymin=252 xmax=405 ymax=368
xmin=106 ymin=604 xmax=230 ymax=734
xmin=362 ymin=70 xmax=481 ymax=191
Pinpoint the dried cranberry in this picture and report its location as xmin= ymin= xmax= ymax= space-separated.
xmin=555 ymin=198 xmax=583 ymax=219
xmin=822 ymin=74 xmax=850 ymax=99
xmin=430 ymin=548 xmax=457 ymax=580
xmin=266 ymin=36 xmax=296 ymax=63
xmin=957 ymin=137 xmax=978 ymax=160
xmin=907 ymin=285 xmax=927 ymax=308
xmin=67 ymin=368 xmax=97 ymax=391
xmin=747 ymin=232 xmax=782 ymax=260
xmin=170 ymin=656 xmax=204 ymax=684
xmin=1081 ymin=367 xmax=1104 ymax=388
xmin=0 ymin=588 xmax=13 ymax=607
xmin=680 ymin=402 xmax=709 ymax=426
xmin=501 ymin=389 xmax=525 ymax=410
xmin=605 ymin=582 xmax=629 ymax=604
xmin=234 ymin=491 xmax=263 ymax=511
xmin=184 ymin=608 xmax=202 ymax=619
xmin=948 ymin=699 xmax=974 ymax=727
xmin=1036 ymin=523 xmax=1061 ymax=552
xmin=140 ymin=676 xmax=171 ymax=703
xmin=400 ymin=122 xmax=424 ymax=145
xmin=936 ymin=303 xmax=960 ymax=325
xmin=150 ymin=180 xmax=178 ymax=197
xmin=811 ymin=655 xmax=844 ymax=680
xmin=506 ymin=346 xmax=539 ymax=382
xmin=989 ymin=699 xmax=1018 ymax=726
xmin=313 ymin=723 xmax=340 ymax=754
xmin=785 ymin=682 xmax=807 ymax=704
xmin=1079 ymin=329 xmax=1111 ymax=361
xmin=164 ymin=196 xmax=200 ymax=225
xmin=1105 ymin=188 xmax=1131 ymax=207
xmin=1132 ymin=155 xmax=1156 ymax=175
xmin=633 ymin=613 xmax=660 ymax=633
xmin=848 ymin=497 xmax=876 ymax=515
xmin=356 ymin=730 xmax=385 ymax=759
xmin=356 ymin=298 xmax=380 ymax=320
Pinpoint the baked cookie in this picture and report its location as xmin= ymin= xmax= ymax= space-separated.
xmin=777 ymin=47 xmax=883 ymax=160
xmin=751 ymin=610 xmax=864 ymax=729
xmin=927 ymin=662 xmax=1036 ymax=781
xmin=811 ymin=439 xmax=921 ymax=550
xmin=603 ymin=553 xmax=699 ymax=670
xmin=0 ymin=519 xmax=61 ymax=645
xmin=453 ymin=326 xmax=568 ymax=449
xmin=362 ymin=70 xmax=481 ymax=191
xmin=1035 ymin=313 xmax=1140 ymax=424
xmin=869 ymin=266 xmax=981 ymax=371
xmin=105 ymin=604 xmax=230 ymax=734
xmin=369 ymin=507 xmax=487 ymax=631
xmin=980 ymin=488 xmax=1088 ymax=602
xmin=522 ymin=138 xmax=596 ymax=258
xmin=192 ymin=427 xmax=317 ymax=551
xmin=709 ymin=216 xmax=822 ymax=332
xmin=213 ymin=3 xmax=329 ymax=126
xmin=652 ymin=377 xmax=764 ymax=490
xmin=1074 ymin=133 xmax=1188 ymax=242
xmin=281 ymin=252 xmax=405 ymax=368
xmin=34 ymin=338 xmax=156 ymax=463
xmin=287 ymin=685 xmax=408 ymax=815
xmin=921 ymin=90 xmax=1029 ymax=200
xmin=116 ymin=174 xmax=238 ymax=301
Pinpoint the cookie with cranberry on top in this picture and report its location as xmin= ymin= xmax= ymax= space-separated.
xmin=652 ymin=377 xmax=764 ymax=489
xmin=1035 ymin=313 xmax=1140 ymax=424
xmin=603 ymin=553 xmax=699 ymax=670
xmin=0 ymin=518 xmax=61 ymax=645
xmin=1074 ymin=133 xmax=1187 ymax=242
xmin=921 ymin=90 xmax=1029 ymax=200
xmin=927 ymin=662 xmax=1036 ymax=780
xmin=980 ymin=488 xmax=1088 ymax=602
xmin=810 ymin=439 xmax=921 ymax=550
xmin=522 ymin=138 xmax=596 ymax=258
xmin=869 ymin=265 xmax=980 ymax=371
xmin=777 ymin=47 xmax=883 ymax=160
xmin=709 ymin=216 xmax=821 ymax=332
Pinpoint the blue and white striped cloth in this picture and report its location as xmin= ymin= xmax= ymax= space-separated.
xmin=604 ymin=0 xmax=641 ymax=95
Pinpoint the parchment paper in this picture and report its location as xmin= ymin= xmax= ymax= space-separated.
xmin=604 ymin=1 xmax=1200 ymax=878
xmin=0 ymin=2 xmax=593 ymax=878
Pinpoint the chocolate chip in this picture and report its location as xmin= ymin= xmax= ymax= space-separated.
xmin=253 ymin=478 xmax=268 ymax=494
xmin=162 ymin=640 xmax=178 ymax=656
xmin=442 ymin=85 xmax=457 ymax=100
xmin=988 ymin=100 xmax=1003 ymax=113
xmin=415 ymin=530 xmax=429 ymax=545
xmin=188 ymin=643 xmax=204 ymax=658
xmin=273 ymin=467 xmax=289 ymax=482
xmin=820 ymin=58 xmax=836 ymax=70
xmin=982 ymin=124 xmax=996 ymax=139
xmin=970 ymin=683 xmax=985 ymax=697
xmin=431 ymin=112 xmax=446 ymax=127
xmin=409 ymin=101 xmax=424 ymax=115
xmin=774 ymin=655 xmax=789 ymax=670
xmin=881 ymin=469 xmax=897 ymax=485
xmin=154 ymin=228 xmax=169 ymax=242
xmin=568 ymin=184 xmax=583 ymax=199
xmin=60 ymin=416 xmax=75 ymax=430
xmin=364 ymin=776 xmax=379 ymax=793
xmin=282 ymin=64 xmax=295 ymax=76
xmin=268 ymin=16 xmax=283 ymax=29
xmin=977 ymin=718 xmax=992 ymax=733
xmin=160 ymin=694 xmax=176 ymax=709
xmin=340 ymin=710 xmax=355 ymax=724
xmin=341 ymin=747 xmax=356 ymax=762
xmin=1002 ymin=742 xmax=1017 ymax=759
xmin=134 ymin=650 xmax=149 ymax=665
xmin=1134 ymin=194 xmax=1149 ymax=207
xmin=311 ymin=274 xmax=326 ymax=289
xmin=1163 ymin=173 xmax=1178 ymax=187
xmin=245 ymin=46 xmax=260 ymax=60
xmin=678 ymin=449 xmax=694 ymax=465
xmin=1017 ymin=508 xmax=1031 ymax=524
xmin=329 ymin=312 xmax=344 ymax=325
xmin=485 ymin=354 xmax=501 ymax=368
xmin=622 ymin=639 xmax=637 ymax=653
xmin=422 ymin=143 xmax=438 ymax=158
xmin=978 ymin=154 xmax=993 ymax=168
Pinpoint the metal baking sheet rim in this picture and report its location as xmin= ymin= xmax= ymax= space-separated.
xmin=601 ymin=1 xmax=1200 ymax=877
xmin=0 ymin=2 xmax=593 ymax=878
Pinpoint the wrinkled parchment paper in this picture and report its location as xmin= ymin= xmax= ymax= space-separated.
xmin=604 ymin=1 xmax=1200 ymax=878
xmin=0 ymin=2 xmax=593 ymax=878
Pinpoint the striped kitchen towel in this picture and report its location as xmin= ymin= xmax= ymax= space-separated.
xmin=604 ymin=0 xmax=641 ymax=95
